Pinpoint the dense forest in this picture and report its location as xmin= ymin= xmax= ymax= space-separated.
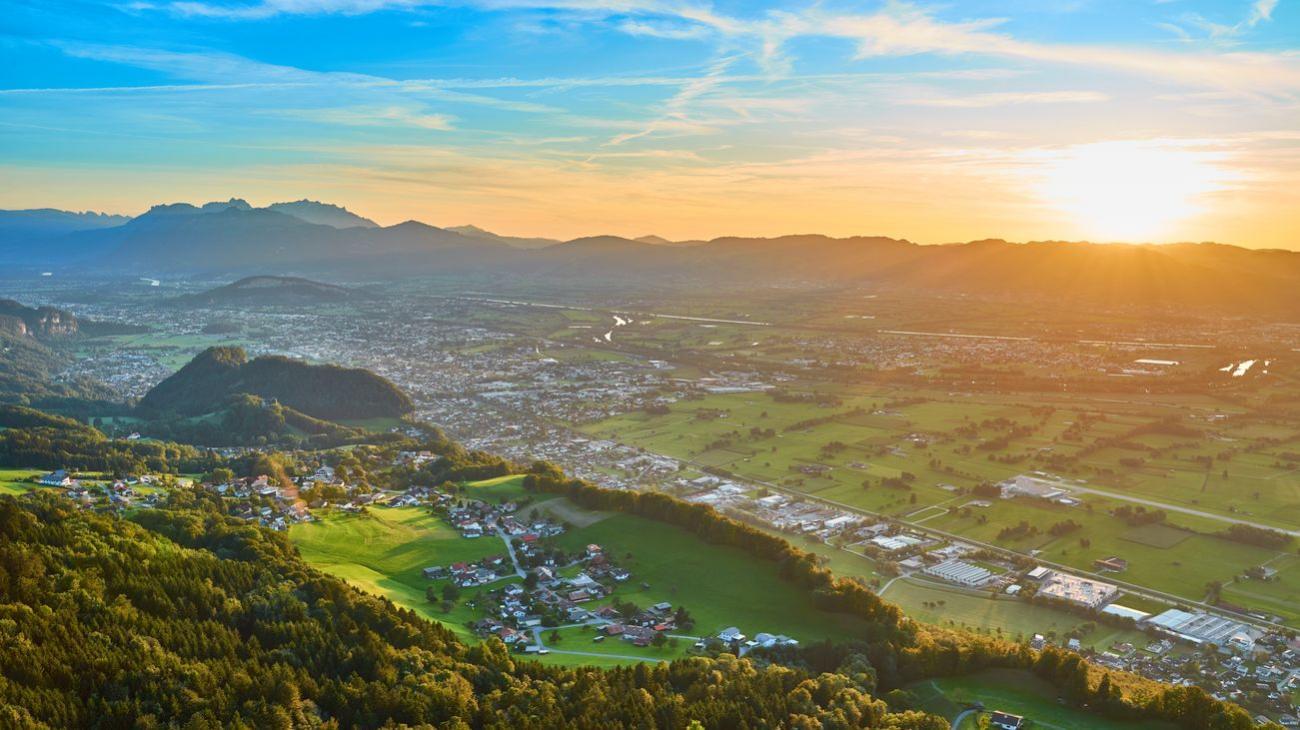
xmin=0 ymin=405 xmax=217 ymax=476
xmin=0 ymin=408 xmax=1267 ymax=728
xmin=0 ymin=493 xmax=948 ymax=729
xmin=138 ymin=346 xmax=414 ymax=421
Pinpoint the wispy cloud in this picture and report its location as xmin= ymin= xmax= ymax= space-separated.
xmin=287 ymin=105 xmax=455 ymax=129
xmin=140 ymin=0 xmax=1300 ymax=94
xmin=606 ymin=54 xmax=736 ymax=146
xmin=617 ymin=18 xmax=711 ymax=40
xmin=1172 ymin=0 xmax=1280 ymax=43
xmin=900 ymin=90 xmax=1110 ymax=108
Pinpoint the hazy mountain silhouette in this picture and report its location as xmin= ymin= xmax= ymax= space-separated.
xmin=3 ymin=197 xmax=1298 ymax=316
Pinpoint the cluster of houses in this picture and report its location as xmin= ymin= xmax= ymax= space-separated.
xmin=423 ymin=556 xmax=511 ymax=588
xmin=441 ymin=494 xmax=565 ymax=541
xmin=466 ymin=542 xmax=636 ymax=647
xmin=33 ymin=470 xmax=167 ymax=512
xmin=209 ymin=474 xmax=313 ymax=531
xmin=1045 ymin=625 xmax=1300 ymax=726
xmin=600 ymin=602 xmax=683 ymax=647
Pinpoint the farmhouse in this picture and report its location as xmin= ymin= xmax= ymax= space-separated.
xmin=39 ymin=470 xmax=72 ymax=487
xmin=989 ymin=711 xmax=1025 ymax=730
xmin=1037 ymin=571 xmax=1118 ymax=609
xmin=923 ymin=559 xmax=992 ymax=587
xmin=1093 ymin=556 xmax=1129 ymax=572
xmin=718 ymin=627 xmax=746 ymax=643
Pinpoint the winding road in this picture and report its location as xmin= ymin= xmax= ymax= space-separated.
xmin=950 ymin=709 xmax=978 ymax=729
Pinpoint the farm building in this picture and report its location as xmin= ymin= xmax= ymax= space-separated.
xmin=1093 ymin=556 xmax=1129 ymax=572
xmin=1025 ymin=566 xmax=1052 ymax=581
xmin=989 ymin=711 xmax=1025 ymax=729
xmin=39 ymin=470 xmax=72 ymax=487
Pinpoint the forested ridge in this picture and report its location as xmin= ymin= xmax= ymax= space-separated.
xmin=0 ymin=493 xmax=948 ymax=729
xmin=138 ymin=346 xmax=413 ymax=421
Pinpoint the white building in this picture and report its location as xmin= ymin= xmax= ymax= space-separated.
xmin=1145 ymin=609 xmax=1261 ymax=654
xmin=1038 ymin=572 xmax=1118 ymax=609
xmin=999 ymin=474 xmax=1070 ymax=501
xmin=924 ymin=559 xmax=993 ymax=587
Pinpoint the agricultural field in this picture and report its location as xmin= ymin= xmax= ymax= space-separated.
xmin=290 ymin=505 xmax=510 ymax=642
xmin=0 ymin=469 xmax=42 ymax=497
xmin=881 ymin=578 xmax=1151 ymax=652
xmin=580 ymin=383 xmax=1300 ymax=620
xmin=906 ymin=669 xmax=1172 ymax=730
xmin=80 ymin=331 xmax=256 ymax=370
xmin=545 ymin=507 xmax=877 ymax=645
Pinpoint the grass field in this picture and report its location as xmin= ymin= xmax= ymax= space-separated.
xmin=1120 ymin=524 xmax=1193 ymax=549
xmin=881 ymin=578 xmax=1149 ymax=651
xmin=907 ymin=669 xmax=1171 ymax=730
xmin=290 ymin=505 xmax=511 ymax=642
xmin=579 ymin=383 xmax=1300 ymax=624
xmin=548 ymin=509 xmax=878 ymax=646
xmin=0 ymin=469 xmax=42 ymax=497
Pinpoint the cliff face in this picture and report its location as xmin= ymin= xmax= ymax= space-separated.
xmin=0 ymin=300 xmax=79 ymax=339
xmin=0 ymin=315 xmax=30 ymax=338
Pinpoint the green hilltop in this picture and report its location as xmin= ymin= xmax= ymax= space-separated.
xmin=138 ymin=346 xmax=413 ymax=422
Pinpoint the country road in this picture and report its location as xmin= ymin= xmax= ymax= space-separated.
xmin=496 ymin=526 xmax=527 ymax=578
xmin=1065 ymin=484 xmax=1300 ymax=537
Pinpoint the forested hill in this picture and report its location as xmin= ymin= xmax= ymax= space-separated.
xmin=170 ymin=275 xmax=356 ymax=308
xmin=0 ymin=493 xmax=947 ymax=729
xmin=138 ymin=346 xmax=413 ymax=421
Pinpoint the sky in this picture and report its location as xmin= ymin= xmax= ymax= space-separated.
xmin=0 ymin=0 xmax=1297 ymax=247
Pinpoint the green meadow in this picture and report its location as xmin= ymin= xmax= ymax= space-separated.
xmin=289 ymin=477 xmax=879 ymax=665
xmin=290 ymin=505 xmax=512 ymax=642
xmin=0 ymin=469 xmax=43 ymax=497
xmin=881 ymin=578 xmax=1149 ymax=651
xmin=907 ymin=669 xmax=1172 ymax=730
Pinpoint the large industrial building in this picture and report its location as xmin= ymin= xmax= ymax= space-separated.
xmin=1037 ymin=571 xmax=1118 ymax=609
xmin=1145 ymin=609 xmax=1262 ymax=654
xmin=923 ymin=559 xmax=993 ymax=587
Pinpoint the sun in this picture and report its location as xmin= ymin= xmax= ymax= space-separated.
xmin=1034 ymin=141 xmax=1230 ymax=242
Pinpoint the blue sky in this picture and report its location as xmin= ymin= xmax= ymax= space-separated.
xmin=1 ymin=0 xmax=1297 ymax=245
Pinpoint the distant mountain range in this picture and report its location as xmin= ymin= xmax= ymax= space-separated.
xmin=2 ymin=197 xmax=1298 ymax=316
